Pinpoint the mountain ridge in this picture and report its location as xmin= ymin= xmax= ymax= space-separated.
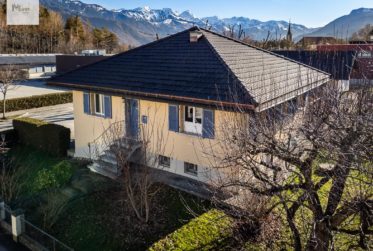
xmin=39 ymin=0 xmax=373 ymax=45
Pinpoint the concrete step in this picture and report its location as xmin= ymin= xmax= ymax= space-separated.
xmin=88 ymin=161 xmax=121 ymax=180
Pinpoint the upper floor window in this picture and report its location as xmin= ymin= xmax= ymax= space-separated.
xmin=94 ymin=93 xmax=105 ymax=116
xmin=83 ymin=92 xmax=112 ymax=118
xmin=168 ymin=104 xmax=215 ymax=139
xmin=184 ymin=106 xmax=203 ymax=135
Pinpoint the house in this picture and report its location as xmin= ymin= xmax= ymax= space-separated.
xmin=56 ymin=55 xmax=109 ymax=75
xmin=273 ymin=50 xmax=356 ymax=91
xmin=317 ymin=44 xmax=373 ymax=87
xmin=0 ymin=54 xmax=57 ymax=79
xmin=48 ymin=27 xmax=329 ymax=184
xmin=297 ymin=36 xmax=338 ymax=50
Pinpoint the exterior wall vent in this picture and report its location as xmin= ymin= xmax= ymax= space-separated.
xmin=190 ymin=31 xmax=203 ymax=43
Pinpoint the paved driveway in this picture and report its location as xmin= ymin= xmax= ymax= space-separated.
xmin=1 ymin=79 xmax=67 ymax=100
xmin=0 ymin=103 xmax=74 ymax=139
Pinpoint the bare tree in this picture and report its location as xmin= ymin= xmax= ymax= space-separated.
xmin=211 ymin=84 xmax=373 ymax=250
xmin=223 ymin=24 xmax=246 ymax=41
xmin=0 ymin=134 xmax=25 ymax=202
xmin=94 ymin=105 xmax=170 ymax=223
xmin=0 ymin=65 xmax=26 ymax=119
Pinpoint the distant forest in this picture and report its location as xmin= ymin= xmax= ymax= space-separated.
xmin=0 ymin=5 xmax=129 ymax=54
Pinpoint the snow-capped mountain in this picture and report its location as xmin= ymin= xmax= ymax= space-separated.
xmin=39 ymin=0 xmax=371 ymax=46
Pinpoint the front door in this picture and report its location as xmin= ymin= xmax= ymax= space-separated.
xmin=126 ymin=99 xmax=139 ymax=139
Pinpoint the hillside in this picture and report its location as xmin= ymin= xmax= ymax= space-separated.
xmin=39 ymin=0 xmax=317 ymax=45
xmin=306 ymin=8 xmax=373 ymax=39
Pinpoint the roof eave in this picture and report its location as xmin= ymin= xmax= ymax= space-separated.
xmin=48 ymin=81 xmax=256 ymax=111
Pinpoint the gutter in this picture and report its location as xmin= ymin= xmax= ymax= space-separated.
xmin=48 ymin=81 xmax=256 ymax=111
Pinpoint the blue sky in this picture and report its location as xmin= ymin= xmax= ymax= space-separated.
xmin=81 ymin=0 xmax=373 ymax=27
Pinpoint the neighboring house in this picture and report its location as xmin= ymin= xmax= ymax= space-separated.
xmin=273 ymin=50 xmax=356 ymax=92
xmin=56 ymin=55 xmax=109 ymax=75
xmin=48 ymin=27 xmax=329 ymax=184
xmin=0 ymin=54 xmax=57 ymax=79
xmin=317 ymin=44 xmax=373 ymax=87
xmin=297 ymin=36 xmax=337 ymax=50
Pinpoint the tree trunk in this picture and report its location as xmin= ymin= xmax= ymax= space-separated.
xmin=2 ymin=94 xmax=6 ymax=119
xmin=306 ymin=220 xmax=332 ymax=251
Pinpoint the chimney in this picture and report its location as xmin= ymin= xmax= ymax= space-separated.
xmin=190 ymin=30 xmax=203 ymax=43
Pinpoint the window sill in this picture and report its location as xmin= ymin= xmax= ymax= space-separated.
xmin=179 ymin=131 xmax=202 ymax=138
xmin=85 ymin=113 xmax=111 ymax=119
xmin=184 ymin=171 xmax=198 ymax=177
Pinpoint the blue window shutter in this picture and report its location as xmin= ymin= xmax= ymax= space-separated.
xmin=83 ymin=92 xmax=90 ymax=114
xmin=169 ymin=105 xmax=179 ymax=132
xmin=104 ymin=95 xmax=112 ymax=118
xmin=203 ymin=109 xmax=215 ymax=139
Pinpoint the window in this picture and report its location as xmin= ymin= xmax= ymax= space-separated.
xmin=159 ymin=155 xmax=170 ymax=168
xmin=357 ymin=51 xmax=372 ymax=58
xmin=94 ymin=93 xmax=104 ymax=115
xmin=183 ymin=106 xmax=202 ymax=135
xmin=84 ymin=93 xmax=112 ymax=118
xmin=184 ymin=162 xmax=198 ymax=176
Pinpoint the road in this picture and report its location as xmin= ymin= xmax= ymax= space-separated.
xmin=1 ymin=79 xmax=67 ymax=100
xmin=0 ymin=103 xmax=75 ymax=139
xmin=0 ymin=231 xmax=29 ymax=251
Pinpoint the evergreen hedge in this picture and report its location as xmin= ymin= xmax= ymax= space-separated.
xmin=1 ymin=92 xmax=72 ymax=113
xmin=13 ymin=117 xmax=71 ymax=157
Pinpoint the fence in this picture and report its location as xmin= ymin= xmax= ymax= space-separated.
xmin=3 ymin=204 xmax=12 ymax=225
xmin=0 ymin=200 xmax=74 ymax=251
xmin=23 ymin=218 xmax=74 ymax=251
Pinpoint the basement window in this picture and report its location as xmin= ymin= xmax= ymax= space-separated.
xmin=184 ymin=162 xmax=198 ymax=176
xmin=159 ymin=155 xmax=170 ymax=168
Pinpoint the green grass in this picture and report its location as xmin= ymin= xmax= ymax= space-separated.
xmin=8 ymin=146 xmax=81 ymax=197
xmin=268 ymin=157 xmax=373 ymax=250
xmin=51 ymin=186 xmax=213 ymax=251
xmin=150 ymin=209 xmax=234 ymax=251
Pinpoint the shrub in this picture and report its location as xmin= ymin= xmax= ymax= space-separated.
xmin=13 ymin=117 xmax=70 ymax=157
xmin=149 ymin=209 xmax=234 ymax=251
xmin=34 ymin=160 xmax=73 ymax=191
xmin=1 ymin=92 xmax=72 ymax=113
xmin=0 ymin=129 xmax=18 ymax=147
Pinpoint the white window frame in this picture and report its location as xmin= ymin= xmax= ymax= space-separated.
xmin=357 ymin=51 xmax=372 ymax=58
xmin=93 ymin=93 xmax=105 ymax=116
xmin=184 ymin=162 xmax=198 ymax=176
xmin=183 ymin=106 xmax=203 ymax=135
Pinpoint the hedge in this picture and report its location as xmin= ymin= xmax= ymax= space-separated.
xmin=149 ymin=209 xmax=234 ymax=251
xmin=1 ymin=92 xmax=72 ymax=113
xmin=13 ymin=117 xmax=70 ymax=157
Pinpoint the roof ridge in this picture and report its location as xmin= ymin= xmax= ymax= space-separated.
xmin=199 ymin=29 xmax=259 ymax=106
xmin=51 ymin=26 xmax=200 ymax=80
xmin=199 ymin=28 xmax=330 ymax=76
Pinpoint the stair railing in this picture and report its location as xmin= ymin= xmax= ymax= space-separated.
xmin=88 ymin=120 xmax=126 ymax=160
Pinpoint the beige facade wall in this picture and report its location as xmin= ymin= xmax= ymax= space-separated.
xmin=73 ymin=91 xmax=125 ymax=158
xmin=73 ymin=90 xmax=235 ymax=183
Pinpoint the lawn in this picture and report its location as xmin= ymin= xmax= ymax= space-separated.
xmin=51 ymin=185 xmax=212 ymax=251
xmin=5 ymin=146 xmax=214 ymax=251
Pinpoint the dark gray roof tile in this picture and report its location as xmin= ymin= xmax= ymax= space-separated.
xmin=50 ymin=27 xmax=329 ymax=111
